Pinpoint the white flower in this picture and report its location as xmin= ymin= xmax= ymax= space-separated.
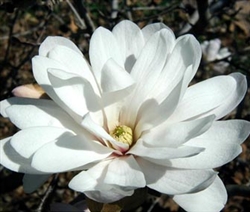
xmin=0 ymin=20 xmax=249 ymax=212
xmin=201 ymin=38 xmax=231 ymax=73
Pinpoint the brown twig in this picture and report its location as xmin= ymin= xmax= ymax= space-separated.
xmin=35 ymin=174 xmax=59 ymax=212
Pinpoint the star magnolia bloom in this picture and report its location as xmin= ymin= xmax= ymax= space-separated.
xmin=0 ymin=20 xmax=249 ymax=212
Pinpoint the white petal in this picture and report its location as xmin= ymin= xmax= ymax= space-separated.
xmin=89 ymin=27 xmax=123 ymax=83
xmin=153 ymin=35 xmax=200 ymax=103
xmin=173 ymin=176 xmax=227 ymax=212
xmin=175 ymin=35 xmax=202 ymax=96
xmin=4 ymin=98 xmax=82 ymax=133
xmin=161 ymin=120 xmax=249 ymax=169
xmin=101 ymin=58 xmax=135 ymax=93
xmin=31 ymin=134 xmax=113 ymax=173
xmin=205 ymin=73 xmax=248 ymax=120
xmin=32 ymin=56 xmax=80 ymax=119
xmin=69 ymin=160 xmax=111 ymax=191
xmin=69 ymin=160 xmax=134 ymax=203
xmin=48 ymin=68 xmax=100 ymax=118
xmin=84 ymin=185 xmax=134 ymax=204
xmin=0 ymin=137 xmax=45 ymax=174
xmin=1 ymin=97 xmax=43 ymax=118
xmin=104 ymin=155 xmax=146 ymax=187
xmin=81 ymin=113 xmax=129 ymax=153
xmin=112 ymin=20 xmax=145 ymax=72
xmin=142 ymin=22 xmax=174 ymax=42
xmin=142 ymin=115 xmax=215 ymax=147
xmin=39 ymin=36 xmax=83 ymax=57
xmin=198 ymin=119 xmax=250 ymax=144
xmin=134 ymin=79 xmax=182 ymax=137
xmin=10 ymin=127 xmax=73 ymax=158
xmin=168 ymin=75 xmax=238 ymax=123
xmin=23 ymin=174 xmax=50 ymax=193
xmin=121 ymin=29 xmax=173 ymax=128
xmin=128 ymin=139 xmax=204 ymax=160
xmin=47 ymin=45 xmax=97 ymax=90
xmin=137 ymin=158 xmax=217 ymax=195
xmin=130 ymin=28 xmax=174 ymax=85
xmin=101 ymin=84 xmax=135 ymax=131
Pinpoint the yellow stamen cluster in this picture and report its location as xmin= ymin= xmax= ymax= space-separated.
xmin=110 ymin=125 xmax=133 ymax=146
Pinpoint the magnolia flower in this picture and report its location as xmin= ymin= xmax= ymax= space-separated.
xmin=201 ymin=38 xmax=231 ymax=73
xmin=1 ymin=20 xmax=249 ymax=212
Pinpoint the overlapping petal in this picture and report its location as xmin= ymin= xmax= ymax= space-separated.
xmin=69 ymin=160 xmax=134 ymax=203
xmin=100 ymin=58 xmax=135 ymax=93
xmin=48 ymin=68 xmax=100 ymax=118
xmin=128 ymin=139 xmax=204 ymax=160
xmin=142 ymin=115 xmax=215 ymax=147
xmin=153 ymin=120 xmax=250 ymax=169
xmin=10 ymin=127 xmax=73 ymax=158
xmin=120 ymin=28 xmax=173 ymax=128
xmin=112 ymin=20 xmax=145 ymax=72
xmin=173 ymin=176 xmax=227 ymax=212
xmin=168 ymin=74 xmax=240 ymax=123
xmin=0 ymin=137 xmax=45 ymax=174
xmin=31 ymin=134 xmax=113 ymax=173
xmin=81 ymin=113 xmax=129 ymax=153
xmin=104 ymin=155 xmax=146 ymax=187
xmin=136 ymin=158 xmax=217 ymax=195
xmin=2 ymin=97 xmax=82 ymax=133
xmin=39 ymin=36 xmax=83 ymax=57
xmin=89 ymin=27 xmax=123 ymax=83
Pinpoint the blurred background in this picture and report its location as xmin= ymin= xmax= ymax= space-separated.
xmin=0 ymin=0 xmax=250 ymax=211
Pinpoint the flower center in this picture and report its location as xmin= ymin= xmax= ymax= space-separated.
xmin=110 ymin=125 xmax=133 ymax=146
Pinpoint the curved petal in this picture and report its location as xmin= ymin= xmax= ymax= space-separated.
xmin=23 ymin=174 xmax=50 ymax=193
xmin=31 ymin=134 xmax=113 ymax=173
xmin=69 ymin=160 xmax=134 ymax=203
xmin=4 ymin=98 xmax=83 ymax=133
xmin=112 ymin=20 xmax=145 ymax=72
xmin=173 ymin=176 xmax=227 ymax=212
xmin=101 ymin=84 xmax=135 ymax=131
xmin=203 ymin=73 xmax=247 ymax=120
xmin=121 ymin=29 xmax=173 ymax=128
xmin=48 ymin=69 xmax=100 ymax=118
xmin=159 ymin=120 xmax=249 ymax=169
xmin=81 ymin=113 xmax=129 ymax=153
xmin=1 ymin=97 xmax=44 ymax=118
xmin=101 ymin=58 xmax=135 ymax=93
xmin=152 ymin=35 xmax=200 ymax=103
xmin=47 ymin=45 xmax=97 ymax=91
xmin=168 ymin=75 xmax=238 ymax=123
xmin=10 ymin=127 xmax=73 ymax=158
xmin=39 ymin=36 xmax=83 ymax=57
xmin=104 ymin=155 xmax=146 ymax=187
xmin=128 ymin=139 xmax=204 ymax=160
xmin=142 ymin=22 xmax=174 ymax=42
xmin=0 ymin=137 xmax=46 ymax=174
xmin=198 ymin=119 xmax=250 ymax=144
xmin=89 ymin=27 xmax=123 ymax=83
xmin=70 ymin=160 xmax=111 ymax=191
xmin=142 ymin=115 xmax=215 ymax=147
xmin=134 ymin=79 xmax=182 ymax=137
xmin=136 ymin=158 xmax=217 ymax=195
xmin=32 ymin=56 xmax=81 ymax=120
